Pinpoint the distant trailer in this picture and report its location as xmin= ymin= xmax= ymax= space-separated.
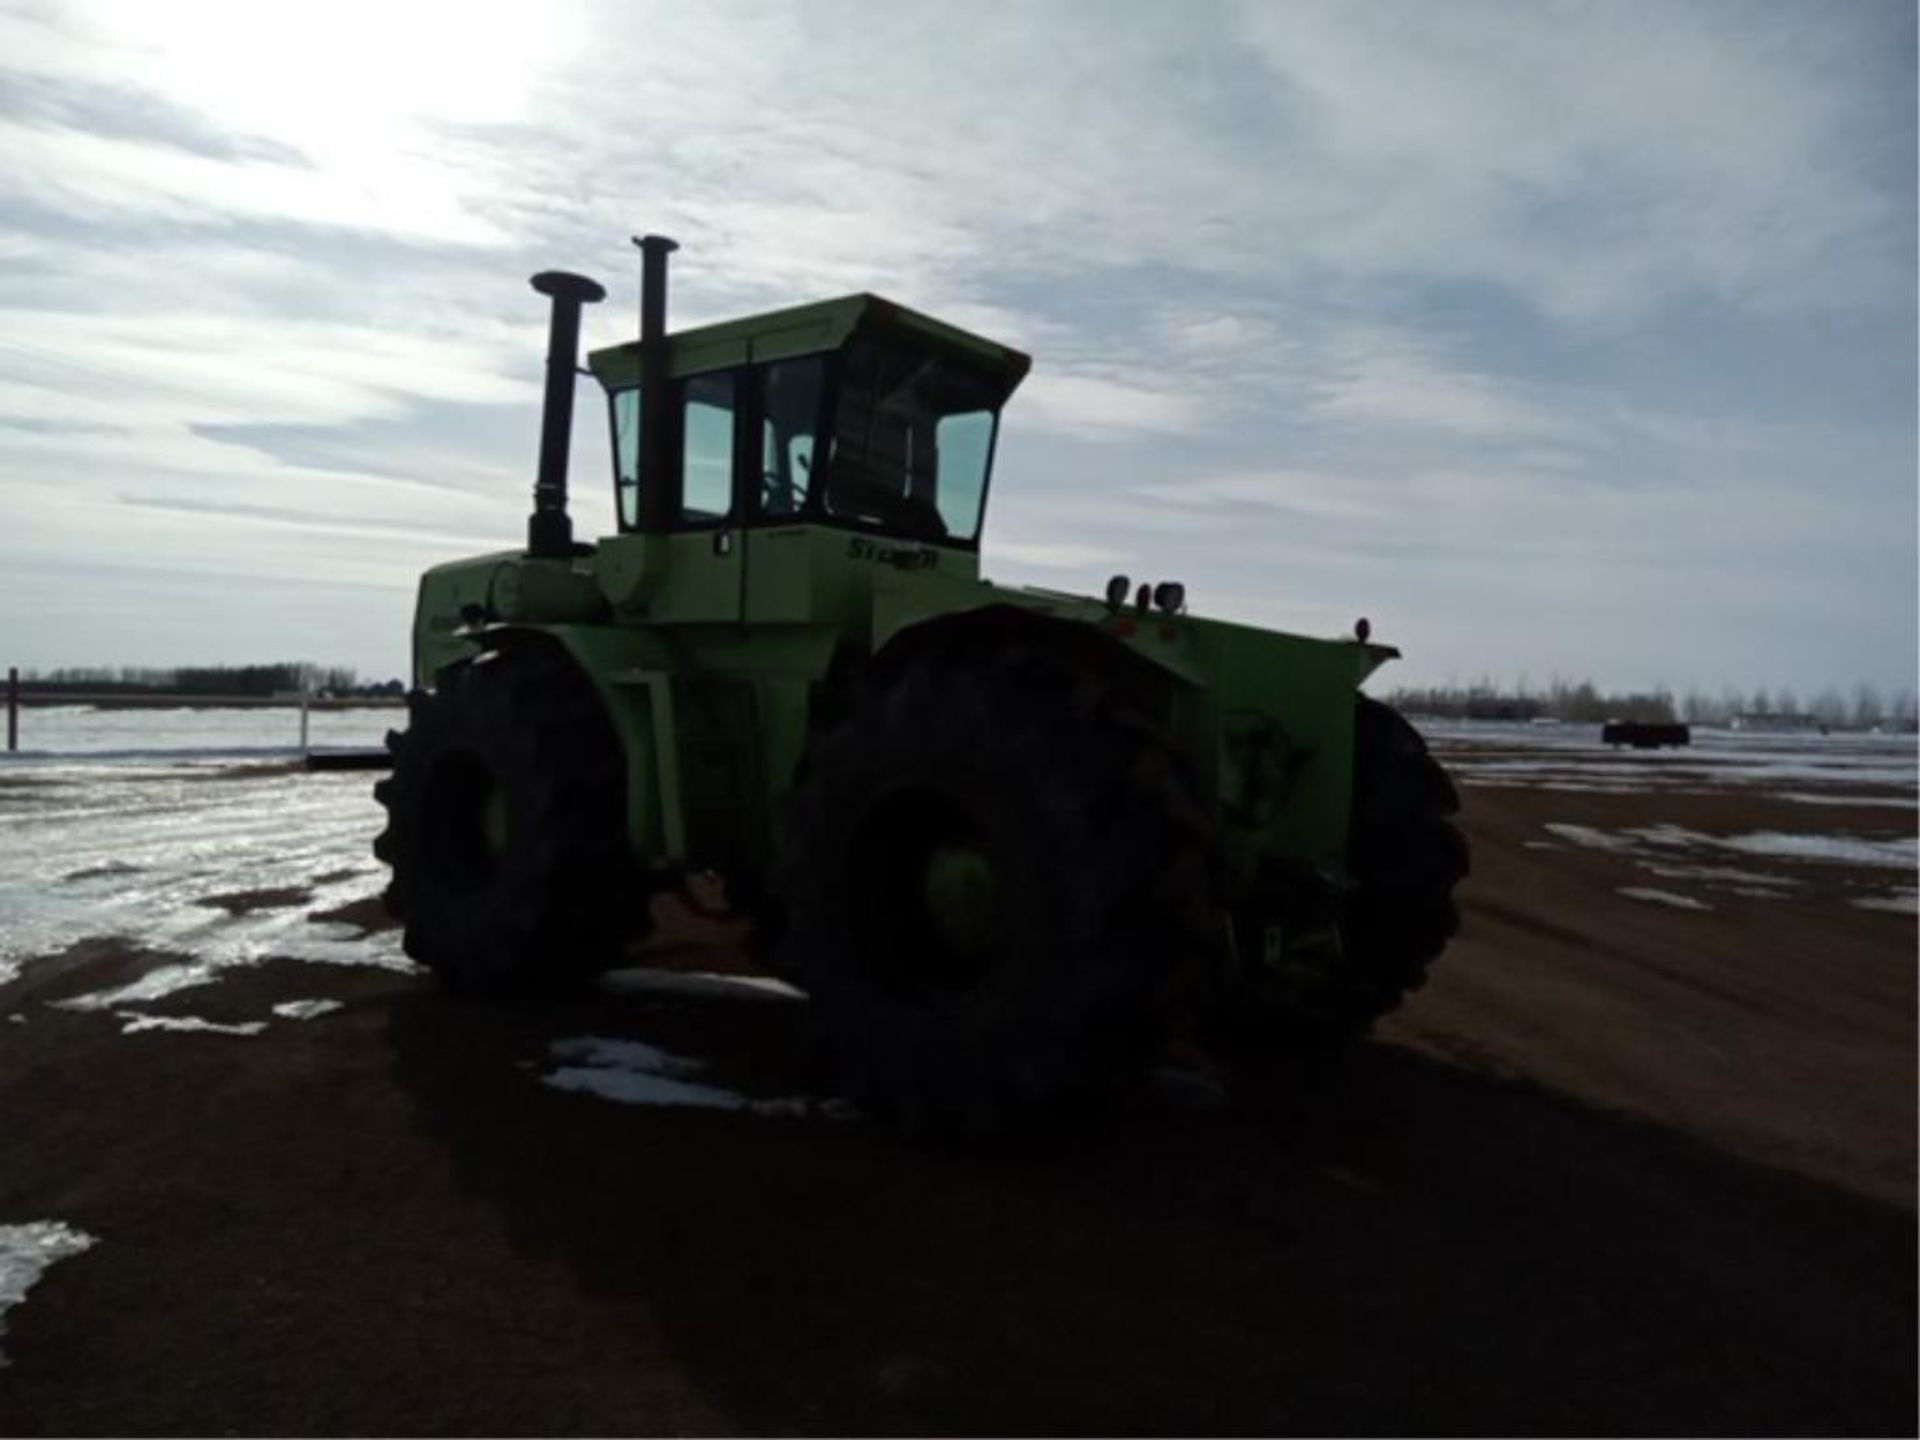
xmin=1601 ymin=721 xmax=1691 ymax=750
xmin=304 ymin=749 xmax=392 ymax=772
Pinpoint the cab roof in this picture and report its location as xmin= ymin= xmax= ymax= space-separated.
xmin=586 ymin=292 xmax=1031 ymax=390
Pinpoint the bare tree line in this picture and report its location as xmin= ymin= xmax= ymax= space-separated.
xmin=20 ymin=664 xmax=404 ymax=699
xmin=1387 ymin=676 xmax=1920 ymax=730
xmin=1675 ymin=682 xmax=1919 ymax=729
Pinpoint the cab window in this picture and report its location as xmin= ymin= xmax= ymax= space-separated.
xmin=759 ymin=357 xmax=824 ymax=520
xmin=679 ymin=372 xmax=735 ymax=525
xmin=826 ymin=338 xmax=1000 ymax=543
xmin=613 ymin=388 xmax=641 ymax=529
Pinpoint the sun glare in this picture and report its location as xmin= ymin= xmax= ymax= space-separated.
xmin=74 ymin=0 xmax=564 ymax=150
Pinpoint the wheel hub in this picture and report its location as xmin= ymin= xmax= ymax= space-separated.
xmin=921 ymin=841 xmax=999 ymax=969
xmin=850 ymin=789 xmax=1003 ymax=1000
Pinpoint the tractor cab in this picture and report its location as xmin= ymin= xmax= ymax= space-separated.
xmin=584 ymin=280 xmax=1030 ymax=629
xmin=595 ymin=305 xmax=1026 ymax=545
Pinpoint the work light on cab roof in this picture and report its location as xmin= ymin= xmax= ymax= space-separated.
xmin=373 ymin=234 xmax=1467 ymax=1136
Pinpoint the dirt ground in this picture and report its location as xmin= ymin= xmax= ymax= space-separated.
xmin=0 ymin=752 xmax=1913 ymax=1436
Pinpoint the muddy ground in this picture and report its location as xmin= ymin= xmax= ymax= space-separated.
xmin=0 ymin=747 xmax=1913 ymax=1436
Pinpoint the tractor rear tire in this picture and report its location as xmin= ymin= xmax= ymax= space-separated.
xmin=1224 ymin=695 xmax=1468 ymax=1046
xmin=775 ymin=643 xmax=1219 ymax=1134
xmin=373 ymin=647 xmax=638 ymax=995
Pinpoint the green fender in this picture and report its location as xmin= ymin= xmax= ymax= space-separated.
xmin=463 ymin=620 xmax=840 ymax=868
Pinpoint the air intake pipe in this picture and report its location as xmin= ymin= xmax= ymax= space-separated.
xmin=526 ymin=269 xmax=606 ymax=559
xmin=631 ymin=234 xmax=678 ymax=534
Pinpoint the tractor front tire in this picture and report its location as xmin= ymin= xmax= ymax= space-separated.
xmin=1225 ymin=695 xmax=1467 ymax=1045
xmin=775 ymin=643 xmax=1219 ymax=1135
xmin=373 ymin=647 xmax=638 ymax=996
xmin=1343 ymin=694 xmax=1469 ymax=1021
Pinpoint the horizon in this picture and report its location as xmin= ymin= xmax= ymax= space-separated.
xmin=0 ymin=0 xmax=1914 ymax=696
xmin=13 ymin=658 xmax=1918 ymax=724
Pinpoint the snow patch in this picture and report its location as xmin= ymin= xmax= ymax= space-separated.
xmin=1714 ymin=831 xmax=1918 ymax=870
xmin=1547 ymin=822 xmax=1915 ymax=873
xmin=1447 ymin=753 xmax=1918 ymax=792
xmin=597 ymin=968 xmax=804 ymax=1003
xmin=1774 ymin=791 xmax=1918 ymax=810
xmin=1617 ymin=887 xmax=1713 ymax=912
xmin=1428 ymin=722 xmax=1918 ymax=797
xmin=1625 ymin=824 xmax=1717 ymax=849
xmin=542 ymin=1035 xmax=832 ymax=1119
xmin=57 ymin=961 xmax=215 ymax=1012
xmin=0 ymin=762 xmax=409 ymax=998
xmin=1641 ymin=863 xmax=1799 ymax=888
xmin=115 ymin=1011 xmax=266 ymax=1036
xmin=1545 ymin=821 xmax=1711 ymax=852
xmin=1465 ymin=777 xmax=1674 ymax=795
xmin=1852 ymin=891 xmax=1918 ymax=916
xmin=0 ymin=1222 xmax=95 ymax=1361
xmin=272 ymin=998 xmax=344 ymax=1020
xmin=550 ymin=1035 xmax=705 ymax=1077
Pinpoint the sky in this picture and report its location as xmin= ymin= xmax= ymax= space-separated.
xmin=0 ymin=0 xmax=1913 ymax=697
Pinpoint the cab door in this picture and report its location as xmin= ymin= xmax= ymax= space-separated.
xmin=661 ymin=368 xmax=744 ymax=623
xmin=742 ymin=353 xmax=829 ymax=624
xmin=664 ymin=368 xmax=755 ymax=863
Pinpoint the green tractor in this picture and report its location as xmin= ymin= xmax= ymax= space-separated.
xmin=374 ymin=236 xmax=1467 ymax=1128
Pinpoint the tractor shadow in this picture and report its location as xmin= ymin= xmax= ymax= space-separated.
xmin=386 ymin=978 xmax=1916 ymax=1437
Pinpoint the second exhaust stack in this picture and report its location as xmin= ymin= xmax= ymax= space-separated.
xmin=526 ymin=269 xmax=606 ymax=559
xmin=632 ymin=234 xmax=678 ymax=534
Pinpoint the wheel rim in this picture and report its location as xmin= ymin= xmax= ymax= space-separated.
xmin=848 ymin=789 xmax=1002 ymax=1001
xmin=420 ymin=749 xmax=508 ymax=891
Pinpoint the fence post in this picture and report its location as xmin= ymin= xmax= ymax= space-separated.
xmin=6 ymin=667 xmax=16 ymax=753
xmin=298 ymin=696 xmax=310 ymax=759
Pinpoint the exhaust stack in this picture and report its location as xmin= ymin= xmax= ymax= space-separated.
xmin=526 ymin=269 xmax=607 ymax=559
xmin=631 ymin=234 xmax=678 ymax=534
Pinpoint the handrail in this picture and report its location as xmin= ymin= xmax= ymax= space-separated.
xmin=5 ymin=681 xmax=403 ymax=755
xmin=9 ymin=692 xmax=404 ymax=708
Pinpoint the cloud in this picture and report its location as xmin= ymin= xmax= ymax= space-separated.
xmin=1226 ymin=0 xmax=1911 ymax=322
xmin=990 ymin=539 xmax=1130 ymax=570
xmin=0 ymin=115 xmax=504 ymax=244
xmin=1163 ymin=470 xmax=1388 ymax=521
xmin=1308 ymin=326 xmax=1580 ymax=441
xmin=1017 ymin=371 xmax=1206 ymax=441
xmin=0 ymin=70 xmax=307 ymax=165
xmin=114 ymin=491 xmax=506 ymax=550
